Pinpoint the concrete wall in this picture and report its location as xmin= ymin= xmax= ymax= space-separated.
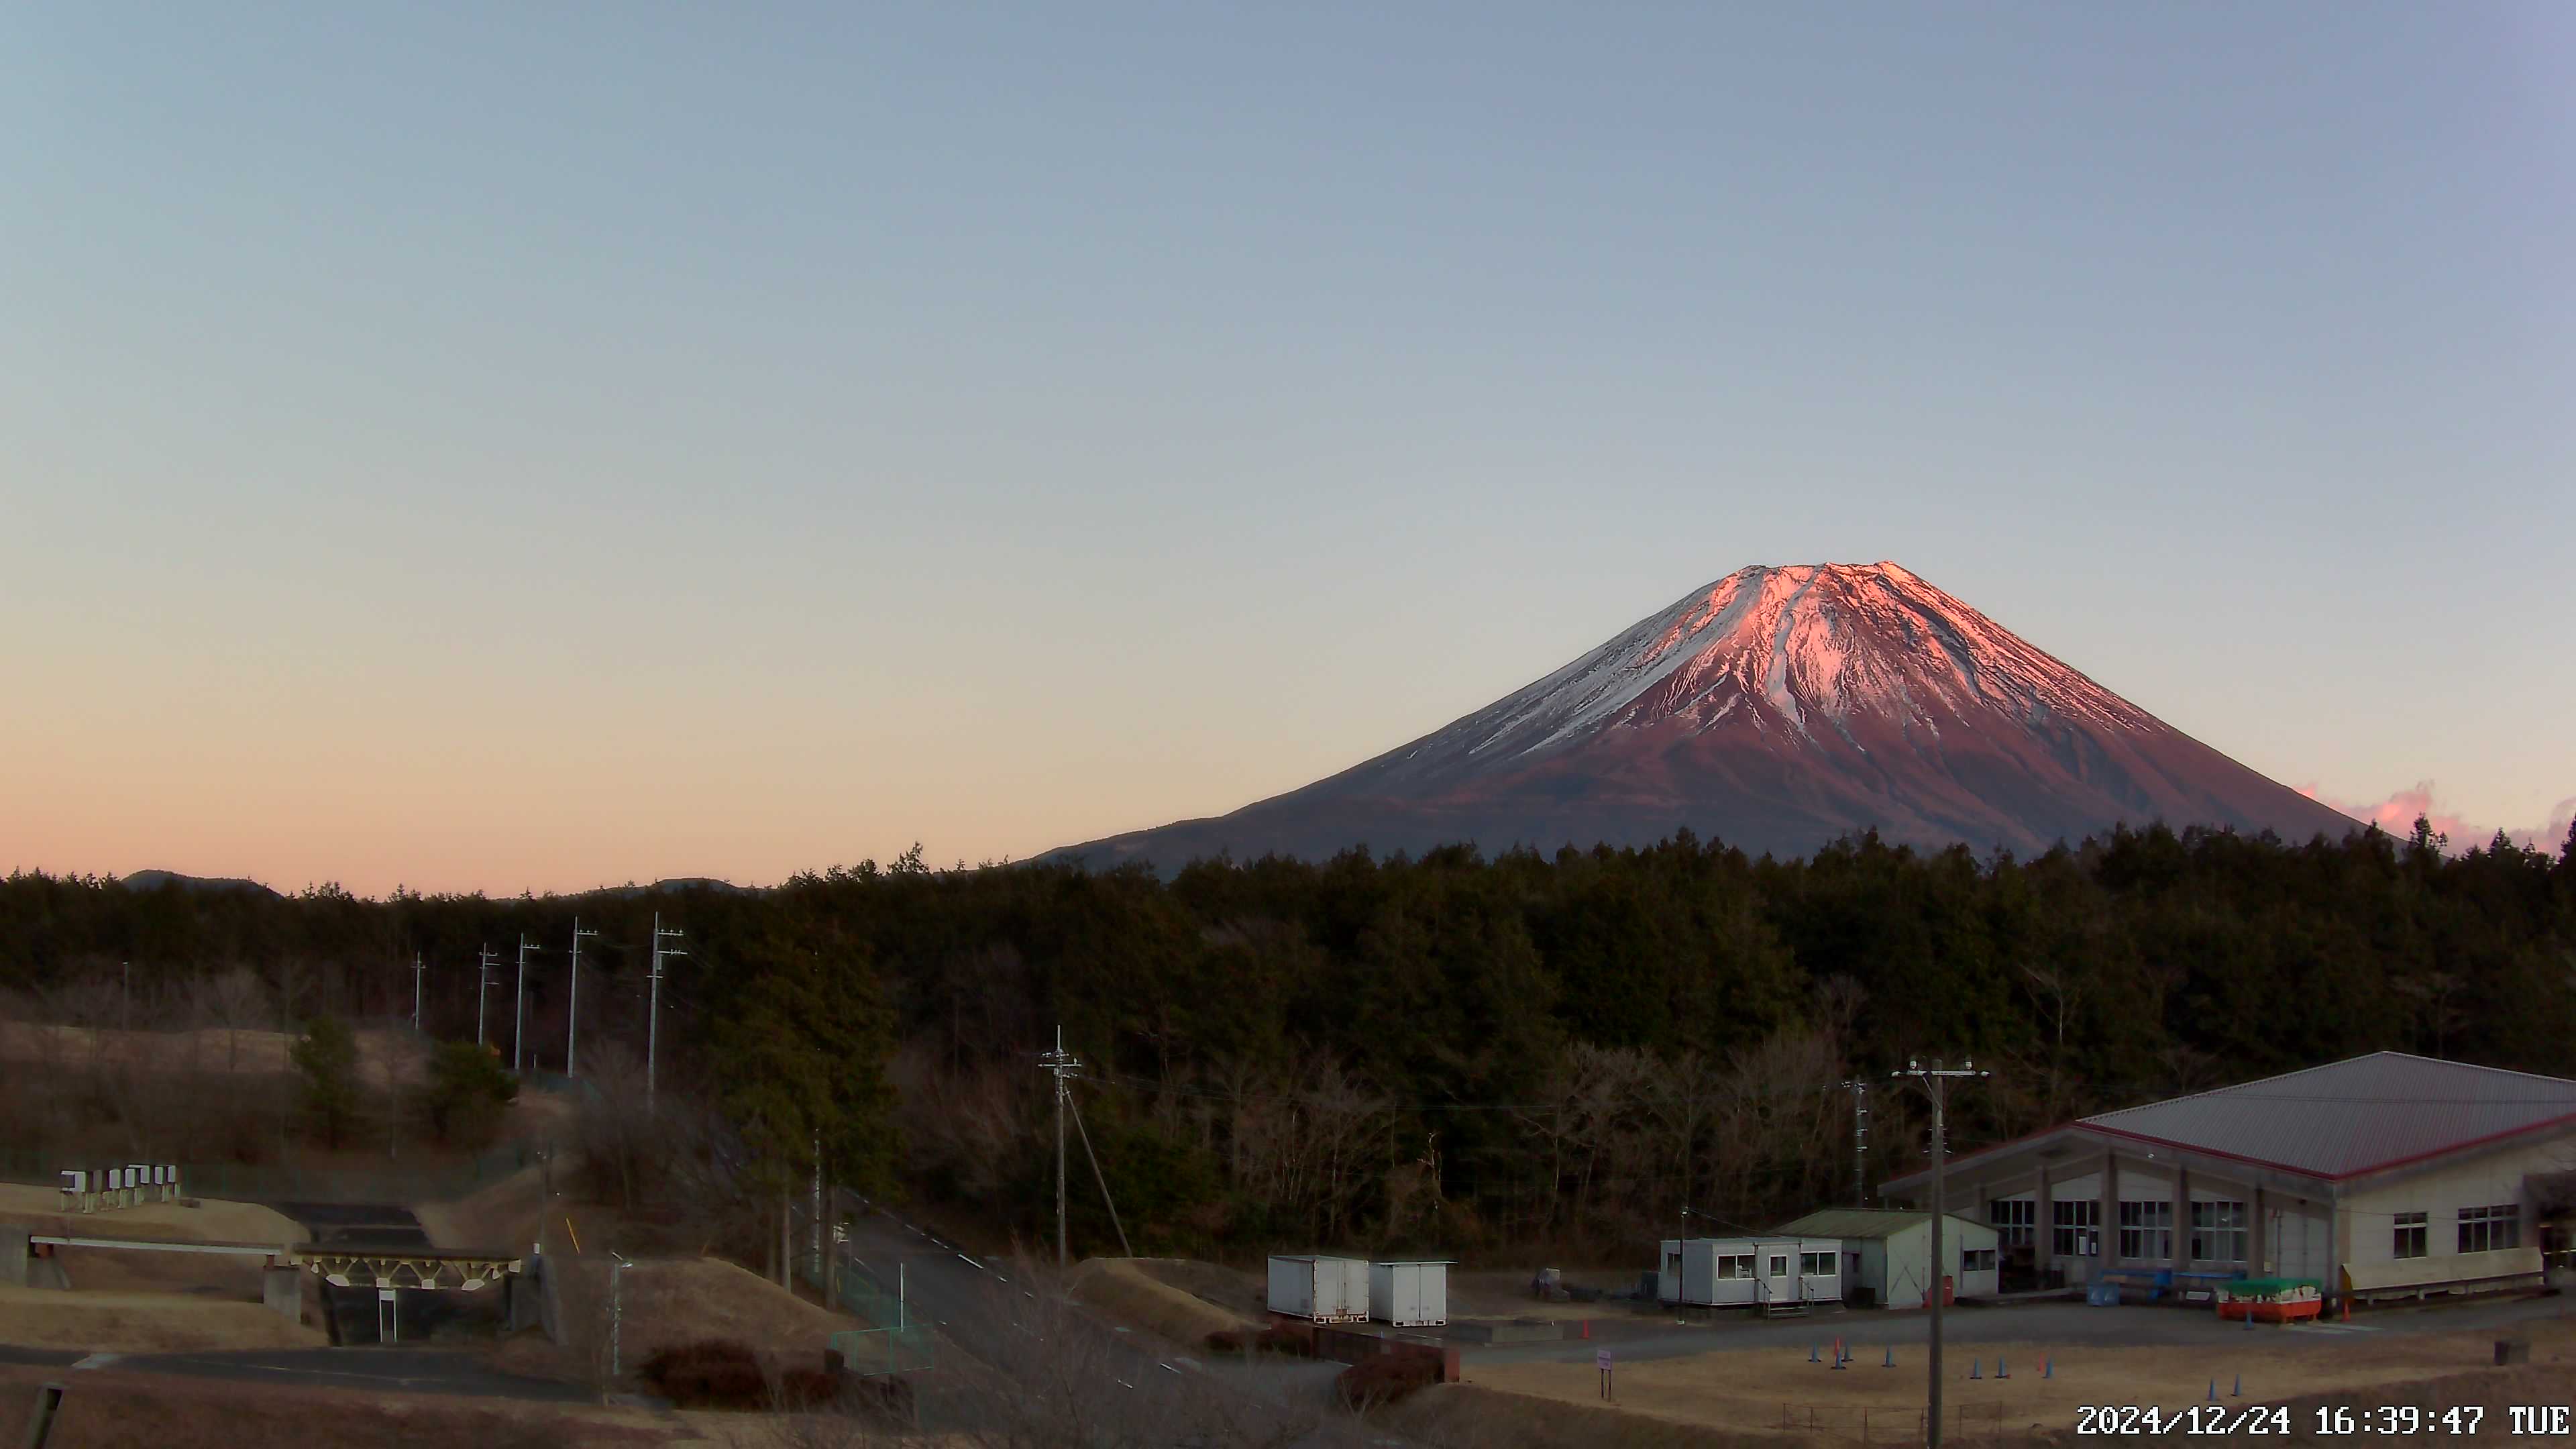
xmin=0 ymin=1227 xmax=26 ymax=1288
xmin=263 ymin=1266 xmax=303 ymax=1322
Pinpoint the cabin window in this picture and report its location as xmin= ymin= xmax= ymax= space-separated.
xmin=1963 ymin=1248 xmax=1997 ymax=1272
xmin=2119 ymin=1201 xmax=2174 ymax=1260
xmin=2459 ymin=1204 xmax=2520 ymax=1253
xmin=2052 ymin=1199 xmax=2100 ymax=1256
xmin=2191 ymin=1202 xmax=2248 ymax=1263
xmin=1800 ymin=1252 xmax=1835 ymax=1276
xmin=1716 ymin=1253 xmax=1755 ymax=1280
xmin=1769 ymin=1254 xmax=1788 ymax=1278
xmin=2394 ymin=1211 xmax=2428 ymax=1259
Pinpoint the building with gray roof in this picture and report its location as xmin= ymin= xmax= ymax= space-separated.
xmin=1880 ymin=1052 xmax=2573 ymax=1305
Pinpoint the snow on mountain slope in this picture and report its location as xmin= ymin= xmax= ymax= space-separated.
xmin=1055 ymin=563 xmax=2360 ymax=871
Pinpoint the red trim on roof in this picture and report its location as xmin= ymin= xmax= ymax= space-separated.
xmin=1888 ymin=1108 xmax=2576 ymax=1193
xmin=2333 ymin=1110 xmax=2576 ymax=1181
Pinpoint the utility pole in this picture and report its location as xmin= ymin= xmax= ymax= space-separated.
xmin=1038 ymin=1026 xmax=1082 ymax=1270
xmin=123 ymin=960 xmax=131 ymax=1034
xmin=566 ymin=918 xmax=598 ymax=1077
xmin=1892 ymin=1058 xmax=1988 ymax=1449
xmin=646 ymin=914 xmax=686 ymax=1113
xmin=513 ymin=934 xmax=539 ymax=1073
xmin=476 ymin=945 xmax=500 ymax=1049
xmin=1839 ymin=1078 xmax=1871 ymax=1208
xmin=411 ymin=953 xmax=425 ymax=1032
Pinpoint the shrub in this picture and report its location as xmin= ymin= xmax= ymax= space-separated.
xmin=638 ymin=1338 xmax=768 ymax=1409
xmin=1334 ymin=1351 xmax=1441 ymax=1409
xmin=774 ymin=1366 xmax=840 ymax=1409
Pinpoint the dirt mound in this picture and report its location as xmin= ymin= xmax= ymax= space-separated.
xmin=0 ymin=1183 xmax=308 ymax=1247
xmin=0 ymin=1021 xmax=426 ymax=1083
xmin=1135 ymin=1257 xmax=1263 ymax=1316
xmin=1070 ymin=1258 xmax=1256 ymax=1347
xmin=0 ymin=1285 xmax=325 ymax=1352
xmin=415 ymin=1165 xmax=551 ymax=1252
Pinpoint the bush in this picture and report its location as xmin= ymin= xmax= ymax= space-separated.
xmin=638 ymin=1338 xmax=768 ymax=1410
xmin=774 ymin=1366 xmax=839 ymax=1409
xmin=414 ymin=1040 xmax=519 ymax=1148
xmin=1334 ymin=1351 xmax=1442 ymax=1409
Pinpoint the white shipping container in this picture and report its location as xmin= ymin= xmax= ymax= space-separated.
xmin=1368 ymin=1261 xmax=1451 ymax=1327
xmin=1267 ymin=1254 xmax=1371 ymax=1322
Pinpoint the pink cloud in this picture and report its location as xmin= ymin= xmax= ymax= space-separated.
xmin=2296 ymin=781 xmax=2576 ymax=857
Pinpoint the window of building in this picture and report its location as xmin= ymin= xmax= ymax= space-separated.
xmin=1964 ymin=1248 xmax=1998 ymax=1272
xmin=2394 ymin=1211 xmax=2428 ymax=1259
xmin=1989 ymin=1199 xmax=2035 ymax=1247
xmin=2191 ymin=1201 xmax=2248 ymax=1263
xmin=1801 ymin=1251 xmax=1836 ymax=1276
xmin=1717 ymin=1253 xmax=1755 ymax=1280
xmin=2052 ymin=1199 xmax=2100 ymax=1257
xmin=2459 ymin=1204 xmax=2520 ymax=1253
xmin=1769 ymin=1254 xmax=1789 ymax=1278
xmin=2120 ymin=1201 xmax=2174 ymax=1260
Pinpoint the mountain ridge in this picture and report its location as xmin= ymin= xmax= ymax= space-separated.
xmin=1053 ymin=561 xmax=2357 ymax=871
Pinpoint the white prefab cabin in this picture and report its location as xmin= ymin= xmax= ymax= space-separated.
xmin=1774 ymin=1210 xmax=1998 ymax=1309
xmin=1368 ymin=1260 xmax=1452 ymax=1328
xmin=1267 ymin=1255 xmax=1371 ymax=1323
xmin=1655 ymin=1236 xmax=1843 ymax=1309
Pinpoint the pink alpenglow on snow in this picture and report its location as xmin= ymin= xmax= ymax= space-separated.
xmin=1055 ymin=561 xmax=2364 ymax=871
xmin=2298 ymin=783 xmax=2576 ymax=857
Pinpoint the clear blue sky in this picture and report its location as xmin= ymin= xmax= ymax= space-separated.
xmin=6 ymin=3 xmax=2571 ymax=893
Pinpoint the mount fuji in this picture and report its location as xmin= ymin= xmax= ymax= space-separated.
xmin=1055 ymin=562 xmax=2358 ymax=871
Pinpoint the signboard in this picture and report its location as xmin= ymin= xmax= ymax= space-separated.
xmin=1596 ymin=1350 xmax=1612 ymax=1370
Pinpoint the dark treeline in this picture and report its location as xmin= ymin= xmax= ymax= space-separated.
xmin=6 ymin=820 xmax=2573 ymax=1263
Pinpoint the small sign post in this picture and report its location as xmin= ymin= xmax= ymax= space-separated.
xmin=1597 ymin=1348 xmax=1613 ymax=1401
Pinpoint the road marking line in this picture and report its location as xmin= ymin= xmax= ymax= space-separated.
xmin=70 ymin=1354 xmax=121 ymax=1371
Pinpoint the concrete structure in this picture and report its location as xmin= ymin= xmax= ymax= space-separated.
xmin=262 ymin=1265 xmax=303 ymax=1321
xmin=1368 ymin=1260 xmax=1451 ymax=1328
xmin=1774 ymin=1209 xmax=1997 ymax=1308
xmin=1267 ymin=1254 xmax=1369 ymax=1323
xmin=0 ymin=1227 xmax=27 ymax=1288
xmin=1655 ymin=1236 xmax=1843 ymax=1309
xmin=1882 ymin=1052 xmax=2566 ymax=1306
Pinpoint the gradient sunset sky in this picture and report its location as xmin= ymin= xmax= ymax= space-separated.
xmin=7 ymin=4 xmax=2571 ymax=897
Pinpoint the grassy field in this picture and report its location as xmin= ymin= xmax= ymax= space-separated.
xmin=0 ymin=1285 xmax=323 ymax=1352
xmin=1073 ymin=1258 xmax=1258 ymax=1347
xmin=1456 ymin=1314 xmax=2576 ymax=1445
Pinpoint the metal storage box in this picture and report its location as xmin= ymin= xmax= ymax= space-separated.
xmin=1369 ymin=1261 xmax=1452 ymax=1327
xmin=1267 ymin=1254 xmax=1370 ymax=1322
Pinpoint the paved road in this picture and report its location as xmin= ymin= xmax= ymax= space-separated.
xmin=1468 ymin=1293 xmax=2576 ymax=1368
xmin=833 ymin=1195 xmax=1382 ymax=1443
xmin=0 ymin=1344 xmax=594 ymax=1401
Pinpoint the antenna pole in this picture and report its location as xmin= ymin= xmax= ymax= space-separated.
xmin=1839 ymin=1079 xmax=1871 ymax=1208
xmin=1892 ymin=1058 xmax=1990 ymax=1449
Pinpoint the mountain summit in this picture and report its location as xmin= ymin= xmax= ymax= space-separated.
xmin=1057 ymin=562 xmax=2358 ymax=870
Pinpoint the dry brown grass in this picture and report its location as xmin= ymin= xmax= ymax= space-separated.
xmin=416 ymin=1164 xmax=553 ymax=1252
xmin=494 ymin=1254 xmax=856 ymax=1390
xmin=0 ymin=1021 xmax=426 ymax=1083
xmin=0 ymin=1285 xmax=323 ymax=1352
xmin=1456 ymin=1316 xmax=2576 ymax=1446
xmin=0 ymin=1183 xmax=308 ymax=1247
xmin=0 ymin=1365 xmax=678 ymax=1449
xmin=1069 ymin=1257 xmax=1256 ymax=1348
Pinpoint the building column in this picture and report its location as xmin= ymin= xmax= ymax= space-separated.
xmin=2035 ymin=1163 xmax=2055 ymax=1275
xmin=2099 ymin=1155 xmax=2121 ymax=1268
xmin=2172 ymin=1166 xmax=2192 ymax=1268
xmin=2251 ymin=1187 xmax=2268 ymax=1275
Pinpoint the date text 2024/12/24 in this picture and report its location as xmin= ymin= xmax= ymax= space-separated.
xmin=2078 ymin=1404 xmax=2574 ymax=1435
